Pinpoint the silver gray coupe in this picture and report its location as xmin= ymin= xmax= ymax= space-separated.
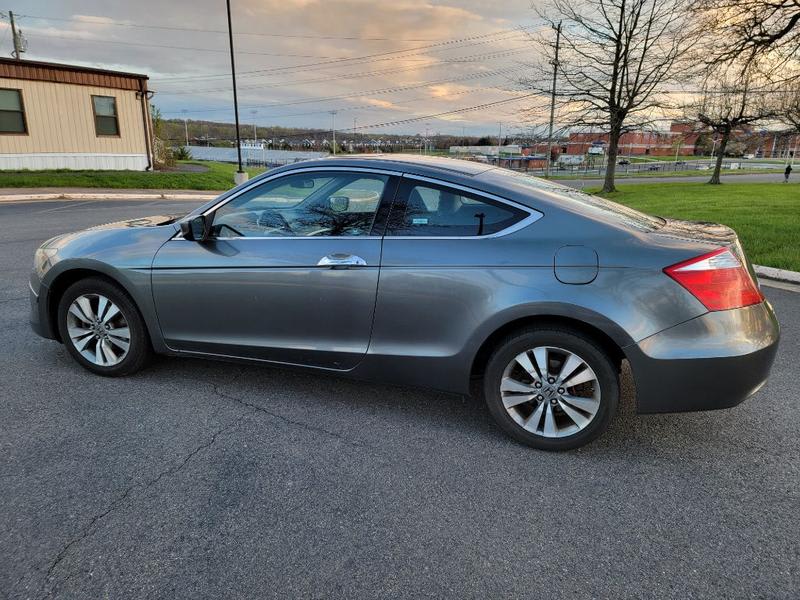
xmin=30 ymin=156 xmax=779 ymax=450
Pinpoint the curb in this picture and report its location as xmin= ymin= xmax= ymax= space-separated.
xmin=754 ymin=265 xmax=800 ymax=285
xmin=0 ymin=192 xmax=220 ymax=204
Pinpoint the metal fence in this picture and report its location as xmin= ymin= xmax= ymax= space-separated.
xmin=185 ymin=146 xmax=327 ymax=168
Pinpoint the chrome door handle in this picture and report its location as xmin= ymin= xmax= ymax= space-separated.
xmin=317 ymin=253 xmax=367 ymax=268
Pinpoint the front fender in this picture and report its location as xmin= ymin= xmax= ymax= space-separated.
xmin=38 ymin=226 xmax=175 ymax=352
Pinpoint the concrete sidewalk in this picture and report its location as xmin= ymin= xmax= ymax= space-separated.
xmin=0 ymin=187 xmax=222 ymax=203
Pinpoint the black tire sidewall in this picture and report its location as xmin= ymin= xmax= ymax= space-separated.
xmin=483 ymin=328 xmax=619 ymax=451
xmin=57 ymin=278 xmax=150 ymax=377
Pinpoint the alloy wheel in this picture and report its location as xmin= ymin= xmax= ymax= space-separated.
xmin=500 ymin=346 xmax=601 ymax=438
xmin=66 ymin=293 xmax=131 ymax=367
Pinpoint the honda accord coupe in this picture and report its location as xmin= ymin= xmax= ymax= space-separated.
xmin=30 ymin=156 xmax=779 ymax=450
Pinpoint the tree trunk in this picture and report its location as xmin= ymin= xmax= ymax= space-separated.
xmin=602 ymin=125 xmax=622 ymax=193
xmin=709 ymin=130 xmax=730 ymax=185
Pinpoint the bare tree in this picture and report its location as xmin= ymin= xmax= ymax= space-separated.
xmin=778 ymin=83 xmax=800 ymax=132
xmin=522 ymin=0 xmax=692 ymax=192
xmin=684 ymin=67 xmax=778 ymax=184
xmin=693 ymin=0 xmax=800 ymax=71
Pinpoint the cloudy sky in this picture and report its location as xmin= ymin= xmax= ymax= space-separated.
xmin=4 ymin=0 xmax=551 ymax=136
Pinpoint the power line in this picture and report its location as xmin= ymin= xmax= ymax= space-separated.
xmin=351 ymin=94 xmax=540 ymax=131
xmin=160 ymin=85 xmax=518 ymax=117
xmin=153 ymin=36 xmax=530 ymax=87
xmin=156 ymin=48 xmax=530 ymax=96
xmin=149 ymin=27 xmax=541 ymax=82
xmin=29 ymin=31 xmax=357 ymax=58
xmin=158 ymin=67 xmax=520 ymax=112
xmin=17 ymin=13 xmax=484 ymax=42
xmin=162 ymin=93 xmax=542 ymax=138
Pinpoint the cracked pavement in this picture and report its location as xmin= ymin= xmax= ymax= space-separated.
xmin=1 ymin=198 xmax=798 ymax=599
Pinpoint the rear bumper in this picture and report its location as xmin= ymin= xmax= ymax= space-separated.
xmin=626 ymin=301 xmax=780 ymax=414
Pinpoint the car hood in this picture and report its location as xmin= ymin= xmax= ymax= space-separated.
xmin=87 ymin=214 xmax=182 ymax=230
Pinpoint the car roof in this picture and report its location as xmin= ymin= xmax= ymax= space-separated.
xmin=269 ymin=154 xmax=495 ymax=178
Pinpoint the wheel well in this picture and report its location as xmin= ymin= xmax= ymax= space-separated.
xmin=470 ymin=315 xmax=626 ymax=380
xmin=47 ymin=269 xmax=127 ymax=342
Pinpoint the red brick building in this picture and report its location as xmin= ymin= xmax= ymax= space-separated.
xmin=523 ymin=121 xmax=798 ymax=159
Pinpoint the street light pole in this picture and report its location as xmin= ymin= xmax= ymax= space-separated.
xmin=225 ymin=0 xmax=246 ymax=182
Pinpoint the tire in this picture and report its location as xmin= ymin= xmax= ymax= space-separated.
xmin=57 ymin=277 xmax=152 ymax=377
xmin=483 ymin=327 xmax=619 ymax=451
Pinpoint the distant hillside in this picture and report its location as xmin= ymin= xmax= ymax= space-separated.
xmin=154 ymin=117 xmax=479 ymax=151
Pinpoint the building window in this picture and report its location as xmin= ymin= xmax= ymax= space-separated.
xmin=92 ymin=95 xmax=119 ymax=136
xmin=0 ymin=88 xmax=27 ymax=134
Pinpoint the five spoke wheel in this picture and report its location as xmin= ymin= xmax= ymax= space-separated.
xmin=66 ymin=293 xmax=131 ymax=367
xmin=500 ymin=346 xmax=600 ymax=438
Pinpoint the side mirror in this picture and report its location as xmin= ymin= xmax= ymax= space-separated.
xmin=329 ymin=196 xmax=350 ymax=212
xmin=179 ymin=215 xmax=210 ymax=241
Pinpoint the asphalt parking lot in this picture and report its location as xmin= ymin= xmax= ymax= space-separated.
xmin=1 ymin=197 xmax=798 ymax=599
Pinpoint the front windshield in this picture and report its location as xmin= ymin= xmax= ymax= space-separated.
xmin=479 ymin=168 xmax=665 ymax=232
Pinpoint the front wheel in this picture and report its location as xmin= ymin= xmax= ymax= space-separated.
xmin=483 ymin=328 xmax=619 ymax=450
xmin=57 ymin=277 xmax=152 ymax=376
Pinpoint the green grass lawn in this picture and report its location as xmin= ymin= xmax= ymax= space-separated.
xmin=0 ymin=161 xmax=265 ymax=190
xmin=550 ymin=168 xmax=784 ymax=180
xmin=595 ymin=182 xmax=800 ymax=272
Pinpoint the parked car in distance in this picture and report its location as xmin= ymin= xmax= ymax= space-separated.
xmin=30 ymin=156 xmax=780 ymax=450
xmin=618 ymin=158 xmax=631 ymax=166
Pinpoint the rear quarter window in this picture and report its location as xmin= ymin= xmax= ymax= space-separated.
xmin=479 ymin=168 xmax=665 ymax=232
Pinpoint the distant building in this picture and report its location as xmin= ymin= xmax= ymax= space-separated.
xmin=566 ymin=122 xmax=700 ymax=157
xmin=0 ymin=58 xmax=154 ymax=170
xmin=449 ymin=145 xmax=522 ymax=157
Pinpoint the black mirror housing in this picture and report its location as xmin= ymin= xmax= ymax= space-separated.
xmin=180 ymin=215 xmax=210 ymax=241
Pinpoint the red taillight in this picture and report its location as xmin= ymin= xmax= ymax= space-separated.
xmin=664 ymin=247 xmax=764 ymax=311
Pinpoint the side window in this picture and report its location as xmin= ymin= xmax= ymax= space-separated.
xmin=92 ymin=95 xmax=119 ymax=136
xmin=389 ymin=181 xmax=528 ymax=237
xmin=212 ymin=172 xmax=388 ymax=238
xmin=0 ymin=89 xmax=27 ymax=134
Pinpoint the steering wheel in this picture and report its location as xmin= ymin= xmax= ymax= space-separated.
xmin=307 ymin=227 xmax=333 ymax=237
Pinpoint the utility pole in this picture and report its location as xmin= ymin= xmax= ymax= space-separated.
xmin=250 ymin=109 xmax=257 ymax=141
xmin=353 ymin=117 xmax=358 ymax=152
xmin=330 ymin=110 xmax=337 ymax=155
xmin=545 ymin=21 xmax=562 ymax=178
xmin=225 ymin=0 xmax=245 ymax=182
xmin=9 ymin=11 xmax=20 ymax=60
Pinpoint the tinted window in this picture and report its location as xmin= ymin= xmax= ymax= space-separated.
xmin=92 ymin=95 xmax=119 ymax=136
xmin=479 ymin=168 xmax=664 ymax=231
xmin=212 ymin=172 xmax=388 ymax=238
xmin=389 ymin=182 xmax=527 ymax=237
xmin=0 ymin=89 xmax=26 ymax=134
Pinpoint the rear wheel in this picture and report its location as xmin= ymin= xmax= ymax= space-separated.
xmin=483 ymin=327 xmax=619 ymax=450
xmin=57 ymin=278 xmax=152 ymax=376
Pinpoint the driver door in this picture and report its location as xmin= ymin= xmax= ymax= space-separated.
xmin=152 ymin=169 xmax=398 ymax=370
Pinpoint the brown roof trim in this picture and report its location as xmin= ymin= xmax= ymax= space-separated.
xmin=0 ymin=58 xmax=148 ymax=92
